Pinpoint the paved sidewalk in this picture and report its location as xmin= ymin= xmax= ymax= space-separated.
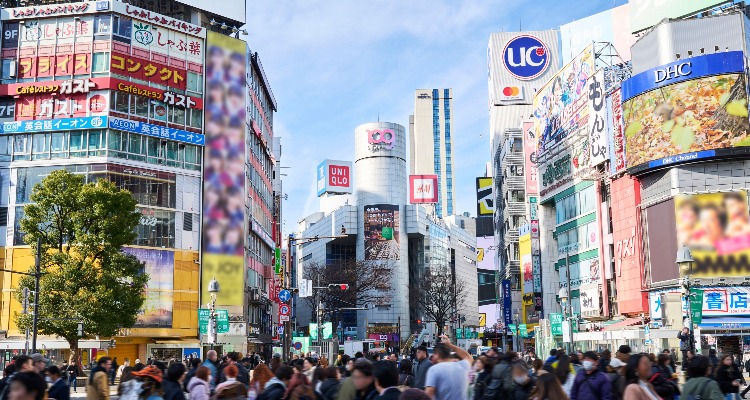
xmin=68 ymin=384 xmax=119 ymax=400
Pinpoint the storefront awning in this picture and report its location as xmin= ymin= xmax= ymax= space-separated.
xmin=602 ymin=318 xmax=643 ymax=331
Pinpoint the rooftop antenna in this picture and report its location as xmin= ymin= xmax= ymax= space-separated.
xmin=378 ymin=111 xmax=380 ymax=122
xmin=519 ymin=16 xmax=522 ymax=31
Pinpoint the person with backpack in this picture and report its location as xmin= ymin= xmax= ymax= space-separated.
xmin=570 ymin=351 xmax=611 ymax=400
xmin=606 ymin=358 xmax=625 ymax=400
xmin=318 ymin=367 xmax=341 ymax=400
xmin=483 ymin=352 xmax=513 ymax=400
xmin=397 ymin=359 xmax=414 ymax=389
xmin=680 ymin=355 xmax=724 ymax=400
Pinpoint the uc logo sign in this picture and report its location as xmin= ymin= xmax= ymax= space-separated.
xmin=502 ymin=35 xmax=550 ymax=81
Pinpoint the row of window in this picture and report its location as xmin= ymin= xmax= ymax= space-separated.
xmin=6 ymin=130 xmax=202 ymax=171
xmin=444 ymin=89 xmax=453 ymax=216
xmin=557 ymin=220 xmax=598 ymax=257
xmin=110 ymin=90 xmax=203 ymax=129
xmin=555 ymin=185 xmax=596 ymax=225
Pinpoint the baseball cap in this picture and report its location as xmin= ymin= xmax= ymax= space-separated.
xmin=131 ymin=365 xmax=163 ymax=382
xmin=30 ymin=354 xmax=49 ymax=363
xmin=273 ymin=353 xmax=281 ymax=359
xmin=609 ymin=358 xmax=626 ymax=369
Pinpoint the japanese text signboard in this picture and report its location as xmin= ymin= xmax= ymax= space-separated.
xmin=0 ymin=116 xmax=106 ymax=134
xmin=131 ymin=20 xmax=203 ymax=64
xmin=111 ymin=52 xmax=187 ymax=90
xmin=109 ymin=117 xmax=204 ymax=146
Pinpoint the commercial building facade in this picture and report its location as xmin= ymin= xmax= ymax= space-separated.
xmin=0 ymin=0 xmax=280 ymax=363
xmin=294 ymin=121 xmax=478 ymax=351
xmin=410 ymin=89 xmax=454 ymax=218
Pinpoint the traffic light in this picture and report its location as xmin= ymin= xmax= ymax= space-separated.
xmin=328 ymin=283 xmax=349 ymax=291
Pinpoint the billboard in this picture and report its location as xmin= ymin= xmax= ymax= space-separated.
xmin=675 ymin=191 xmax=750 ymax=278
xmin=629 ymin=0 xmax=726 ymax=33
xmin=608 ymin=88 xmax=627 ymax=175
xmin=476 ymin=177 xmax=494 ymax=216
xmin=559 ymin=4 xmax=636 ymax=63
xmin=122 ymin=248 xmax=174 ymax=328
xmin=364 ymin=204 xmax=400 ymax=260
xmin=533 ymin=44 xmax=595 ymax=156
xmin=317 ymin=160 xmax=352 ymax=196
xmin=521 ymin=121 xmax=538 ymax=194
xmin=611 ymin=176 xmax=648 ymax=314
xmin=409 ymin=175 xmax=439 ymax=204
xmin=519 ymin=224 xmax=533 ymax=295
xmin=621 ymin=51 xmax=748 ymax=172
xmin=476 ymin=236 xmax=496 ymax=270
xmin=587 ymin=69 xmax=608 ymax=167
xmin=502 ymin=35 xmax=551 ymax=81
xmin=201 ymin=31 xmax=247 ymax=308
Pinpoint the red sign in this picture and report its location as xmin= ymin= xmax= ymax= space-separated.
xmin=111 ymin=52 xmax=186 ymax=90
xmin=17 ymin=54 xmax=91 ymax=79
xmin=279 ymin=305 xmax=291 ymax=316
xmin=409 ymin=175 xmax=439 ymax=204
xmin=16 ymin=91 xmax=107 ymax=121
xmin=611 ymin=175 xmax=647 ymax=315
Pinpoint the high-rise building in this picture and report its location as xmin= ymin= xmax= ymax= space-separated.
xmin=0 ymin=0 xmax=280 ymax=363
xmin=410 ymin=89 xmax=454 ymax=218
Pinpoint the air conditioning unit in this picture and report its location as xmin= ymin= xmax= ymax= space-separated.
xmin=250 ymin=288 xmax=260 ymax=301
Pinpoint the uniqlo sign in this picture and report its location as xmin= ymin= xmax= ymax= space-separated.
xmin=409 ymin=175 xmax=439 ymax=204
xmin=316 ymin=160 xmax=352 ymax=196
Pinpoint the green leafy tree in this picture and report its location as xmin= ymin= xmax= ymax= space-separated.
xmin=13 ymin=170 xmax=148 ymax=359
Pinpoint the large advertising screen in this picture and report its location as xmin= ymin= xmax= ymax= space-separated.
xmin=622 ymin=51 xmax=748 ymax=173
xmin=629 ymin=0 xmax=726 ymax=33
xmin=533 ymin=45 xmax=595 ymax=156
xmin=201 ymin=31 xmax=246 ymax=308
xmin=122 ymin=248 xmax=174 ymax=328
xmin=675 ymin=191 xmax=750 ymax=278
xmin=364 ymin=204 xmax=400 ymax=260
xmin=476 ymin=177 xmax=494 ymax=216
xmin=519 ymin=224 xmax=533 ymax=295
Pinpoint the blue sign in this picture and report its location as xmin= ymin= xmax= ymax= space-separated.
xmin=622 ymin=51 xmax=745 ymax=102
xmin=182 ymin=348 xmax=200 ymax=359
xmin=293 ymin=341 xmax=302 ymax=350
xmin=1 ymin=116 xmax=107 ymax=134
xmin=647 ymin=150 xmax=716 ymax=169
xmin=502 ymin=35 xmax=550 ymax=81
xmin=316 ymin=161 xmax=327 ymax=197
xmin=278 ymin=289 xmax=291 ymax=303
xmin=95 ymin=1 xmax=110 ymax=11
xmin=502 ymin=279 xmax=512 ymax=326
xmin=109 ymin=117 xmax=205 ymax=146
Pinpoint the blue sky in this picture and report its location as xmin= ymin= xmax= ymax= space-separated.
xmin=245 ymin=0 xmax=622 ymax=234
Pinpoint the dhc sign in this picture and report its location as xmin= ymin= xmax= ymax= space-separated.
xmin=502 ymin=35 xmax=550 ymax=81
xmin=654 ymin=62 xmax=692 ymax=83
xmin=622 ymin=51 xmax=745 ymax=101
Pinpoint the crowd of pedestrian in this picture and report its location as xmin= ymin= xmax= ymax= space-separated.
xmin=6 ymin=339 xmax=750 ymax=400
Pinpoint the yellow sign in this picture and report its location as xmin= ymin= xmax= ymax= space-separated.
xmin=479 ymin=313 xmax=486 ymax=327
xmin=476 ymin=248 xmax=485 ymax=262
xmin=200 ymin=254 xmax=244 ymax=307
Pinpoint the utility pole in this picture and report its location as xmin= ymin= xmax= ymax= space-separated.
xmin=31 ymin=237 xmax=41 ymax=353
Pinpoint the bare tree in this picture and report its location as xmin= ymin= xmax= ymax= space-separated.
xmin=409 ymin=268 xmax=466 ymax=336
xmin=303 ymin=259 xmax=392 ymax=336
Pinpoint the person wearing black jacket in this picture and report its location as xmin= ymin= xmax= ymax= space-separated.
xmin=318 ymin=367 xmax=341 ymax=400
xmin=716 ymin=354 xmax=742 ymax=398
xmin=257 ymin=366 xmax=294 ymax=400
xmin=183 ymin=358 xmax=202 ymax=392
xmin=677 ymin=328 xmax=693 ymax=371
xmin=163 ymin=363 xmax=187 ymax=400
xmin=218 ymin=353 xmax=249 ymax=387
xmin=47 ymin=366 xmax=70 ymax=400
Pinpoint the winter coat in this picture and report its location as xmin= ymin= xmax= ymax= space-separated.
xmin=319 ymin=378 xmax=340 ymax=400
xmin=512 ymin=376 xmax=536 ymax=400
xmin=570 ymin=370 xmax=612 ymax=400
xmin=162 ymin=380 xmax=186 ymax=400
xmin=412 ymin=359 xmax=432 ymax=390
xmin=681 ymin=376 xmax=724 ymax=400
xmin=258 ymin=378 xmax=287 ymax=400
xmin=606 ymin=371 xmax=624 ymax=400
xmin=716 ymin=364 xmax=742 ymax=394
xmin=188 ymin=377 xmax=210 ymax=400
xmin=86 ymin=370 xmax=110 ymax=400
xmin=215 ymin=380 xmax=249 ymax=400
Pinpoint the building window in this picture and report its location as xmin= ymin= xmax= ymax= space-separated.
xmin=183 ymin=213 xmax=193 ymax=231
xmin=555 ymin=185 xmax=596 ymax=224
xmin=92 ymin=52 xmax=109 ymax=74
xmin=187 ymin=72 xmax=203 ymax=93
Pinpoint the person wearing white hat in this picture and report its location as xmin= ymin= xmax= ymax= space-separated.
xmin=607 ymin=358 xmax=626 ymax=400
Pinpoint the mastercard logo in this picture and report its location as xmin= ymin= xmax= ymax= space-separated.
xmin=503 ymin=86 xmax=520 ymax=96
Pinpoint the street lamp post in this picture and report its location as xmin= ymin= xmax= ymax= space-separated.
xmin=676 ymin=245 xmax=695 ymax=353
xmin=207 ymin=277 xmax=220 ymax=349
xmin=513 ymin=309 xmax=520 ymax=353
xmin=558 ymin=287 xmax=573 ymax=354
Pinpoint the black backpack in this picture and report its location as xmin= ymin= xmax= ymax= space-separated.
xmin=482 ymin=364 xmax=511 ymax=400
